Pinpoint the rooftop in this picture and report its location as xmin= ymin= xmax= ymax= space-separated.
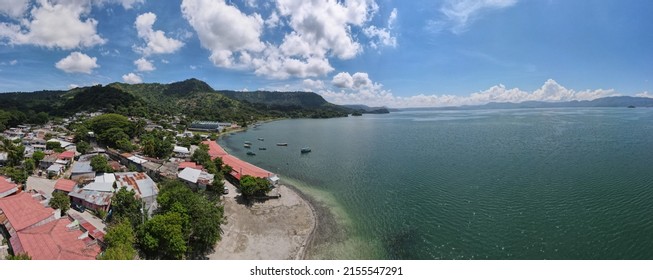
xmin=13 ymin=218 xmax=101 ymax=260
xmin=0 ymin=176 xmax=18 ymax=195
xmin=71 ymin=161 xmax=93 ymax=174
xmin=0 ymin=192 xmax=54 ymax=231
xmin=54 ymin=179 xmax=77 ymax=193
xmin=201 ymin=140 xmax=273 ymax=179
xmin=115 ymin=172 xmax=158 ymax=199
xmin=58 ymin=150 xmax=75 ymax=159
xmin=178 ymin=161 xmax=202 ymax=170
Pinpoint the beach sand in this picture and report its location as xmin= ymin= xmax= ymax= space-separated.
xmin=209 ymin=181 xmax=317 ymax=260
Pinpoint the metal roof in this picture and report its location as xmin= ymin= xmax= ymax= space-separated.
xmin=84 ymin=182 xmax=114 ymax=193
xmin=178 ymin=167 xmax=201 ymax=184
xmin=71 ymin=161 xmax=93 ymax=174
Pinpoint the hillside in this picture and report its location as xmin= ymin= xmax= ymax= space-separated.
xmin=0 ymin=79 xmax=351 ymax=128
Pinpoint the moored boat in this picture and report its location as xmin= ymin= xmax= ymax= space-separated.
xmin=259 ymin=147 xmax=267 ymax=150
xmin=258 ymin=138 xmax=264 ymax=141
xmin=277 ymin=143 xmax=288 ymax=146
xmin=246 ymin=151 xmax=256 ymax=156
xmin=301 ymin=147 xmax=311 ymax=153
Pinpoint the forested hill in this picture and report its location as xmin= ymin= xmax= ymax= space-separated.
xmin=0 ymin=78 xmax=352 ymax=129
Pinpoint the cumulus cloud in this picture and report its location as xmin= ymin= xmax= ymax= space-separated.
xmin=303 ymin=79 xmax=325 ymax=91
xmin=363 ymin=8 xmax=398 ymax=49
xmin=94 ymin=0 xmax=144 ymax=9
xmin=134 ymin=57 xmax=155 ymax=72
xmin=135 ymin=12 xmax=184 ymax=56
xmin=320 ymin=75 xmax=620 ymax=108
xmin=431 ymin=0 xmax=518 ymax=34
xmin=0 ymin=0 xmax=106 ymax=49
xmin=0 ymin=0 xmax=30 ymax=18
xmin=55 ymin=52 xmax=99 ymax=74
xmin=122 ymin=72 xmax=142 ymax=84
xmin=181 ymin=0 xmax=384 ymax=79
xmin=9 ymin=59 xmax=18 ymax=65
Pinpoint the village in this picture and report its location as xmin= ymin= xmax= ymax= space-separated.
xmin=0 ymin=112 xmax=283 ymax=260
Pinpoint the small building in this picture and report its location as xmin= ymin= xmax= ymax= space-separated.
xmin=54 ymin=179 xmax=77 ymax=194
xmin=0 ymin=176 xmax=18 ymax=198
xmin=178 ymin=161 xmax=203 ymax=171
xmin=178 ymin=167 xmax=214 ymax=190
xmin=46 ymin=163 xmax=65 ymax=177
xmin=39 ymin=153 xmax=59 ymax=170
xmin=189 ymin=121 xmax=231 ymax=132
xmin=173 ymin=146 xmax=191 ymax=158
xmin=0 ymin=192 xmax=57 ymax=237
xmin=70 ymin=161 xmax=96 ymax=181
xmin=46 ymin=138 xmax=74 ymax=149
xmin=115 ymin=172 xmax=159 ymax=217
xmin=68 ymin=184 xmax=113 ymax=212
xmin=58 ymin=150 xmax=75 ymax=162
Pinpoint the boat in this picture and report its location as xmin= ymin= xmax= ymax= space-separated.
xmin=246 ymin=151 xmax=256 ymax=156
xmin=258 ymin=147 xmax=267 ymax=150
xmin=244 ymin=141 xmax=252 ymax=145
xmin=301 ymin=147 xmax=311 ymax=153
xmin=258 ymin=138 xmax=264 ymax=141
xmin=276 ymin=143 xmax=288 ymax=146
xmin=244 ymin=144 xmax=251 ymax=148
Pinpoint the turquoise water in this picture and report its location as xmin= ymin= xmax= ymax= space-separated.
xmin=218 ymin=108 xmax=653 ymax=259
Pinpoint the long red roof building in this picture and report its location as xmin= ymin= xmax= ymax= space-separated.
xmin=202 ymin=140 xmax=274 ymax=180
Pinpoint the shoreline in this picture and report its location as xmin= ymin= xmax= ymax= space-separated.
xmin=207 ymin=133 xmax=320 ymax=260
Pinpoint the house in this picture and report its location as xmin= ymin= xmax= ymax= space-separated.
xmin=0 ymin=193 xmax=101 ymax=260
xmin=178 ymin=161 xmax=202 ymax=171
xmin=189 ymin=121 xmax=231 ymax=132
xmin=178 ymin=167 xmax=214 ymax=190
xmin=173 ymin=146 xmax=191 ymax=158
xmin=0 ymin=176 xmax=18 ymax=198
xmin=58 ymin=150 xmax=75 ymax=163
xmin=46 ymin=163 xmax=65 ymax=177
xmin=46 ymin=138 xmax=74 ymax=149
xmin=68 ymin=183 xmax=113 ymax=212
xmin=70 ymin=161 xmax=95 ymax=181
xmin=39 ymin=153 xmax=59 ymax=170
xmin=115 ymin=172 xmax=158 ymax=216
xmin=54 ymin=179 xmax=77 ymax=194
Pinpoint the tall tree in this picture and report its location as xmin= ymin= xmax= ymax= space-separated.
xmin=138 ymin=212 xmax=187 ymax=260
xmin=99 ymin=219 xmax=137 ymax=260
xmin=109 ymin=187 xmax=144 ymax=229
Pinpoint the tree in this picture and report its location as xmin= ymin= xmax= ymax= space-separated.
xmin=109 ymin=187 xmax=143 ymax=229
xmin=32 ymin=150 xmax=45 ymax=163
xmin=90 ymin=155 xmax=112 ymax=173
xmin=99 ymin=219 xmax=137 ymax=260
xmin=23 ymin=158 xmax=35 ymax=175
xmin=138 ymin=212 xmax=187 ymax=260
xmin=46 ymin=141 xmax=62 ymax=151
xmin=49 ymin=191 xmax=70 ymax=214
xmin=76 ymin=140 xmax=91 ymax=154
xmin=239 ymin=175 xmax=272 ymax=198
xmin=2 ymin=167 xmax=27 ymax=184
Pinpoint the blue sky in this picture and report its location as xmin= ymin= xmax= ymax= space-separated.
xmin=0 ymin=0 xmax=651 ymax=107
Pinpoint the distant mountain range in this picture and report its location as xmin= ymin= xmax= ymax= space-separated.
xmin=398 ymin=96 xmax=653 ymax=111
xmin=341 ymin=104 xmax=391 ymax=114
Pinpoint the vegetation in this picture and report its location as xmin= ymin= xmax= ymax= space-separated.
xmin=140 ymin=130 xmax=174 ymax=159
xmin=6 ymin=253 xmax=31 ymax=260
xmin=76 ymin=140 xmax=91 ymax=154
xmin=138 ymin=211 xmax=187 ymax=260
xmin=99 ymin=219 xmax=137 ymax=260
xmin=32 ymin=150 xmax=45 ymax=163
xmin=191 ymin=144 xmax=218 ymax=174
xmin=108 ymin=188 xmax=144 ymax=229
xmin=46 ymin=141 xmax=64 ymax=153
xmin=49 ymin=191 xmax=70 ymax=214
xmin=86 ymin=114 xmax=136 ymax=148
xmin=239 ymin=175 xmax=272 ymax=198
xmin=90 ymin=155 xmax=113 ymax=173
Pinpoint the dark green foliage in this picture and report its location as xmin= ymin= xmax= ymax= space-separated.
xmin=45 ymin=141 xmax=61 ymax=151
xmin=140 ymin=130 xmax=174 ymax=159
xmin=6 ymin=253 xmax=31 ymax=260
xmin=99 ymin=219 xmax=137 ymax=260
xmin=49 ymin=191 xmax=70 ymax=213
xmin=32 ymin=150 xmax=45 ymax=163
xmin=76 ymin=140 xmax=91 ymax=154
xmin=154 ymin=180 xmax=224 ymax=259
xmin=86 ymin=114 xmax=135 ymax=148
xmin=1 ymin=166 xmax=27 ymax=184
xmin=138 ymin=212 xmax=187 ymax=260
xmin=90 ymin=155 xmax=113 ymax=173
xmin=238 ymin=175 xmax=272 ymax=198
xmin=191 ymin=144 xmax=217 ymax=174
xmin=23 ymin=158 xmax=35 ymax=175
xmin=109 ymin=187 xmax=144 ymax=229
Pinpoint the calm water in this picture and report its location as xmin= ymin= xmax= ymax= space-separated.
xmin=218 ymin=108 xmax=653 ymax=259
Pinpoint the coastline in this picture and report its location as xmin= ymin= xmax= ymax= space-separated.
xmin=207 ymin=131 xmax=319 ymax=260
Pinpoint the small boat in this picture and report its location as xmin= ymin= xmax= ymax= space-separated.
xmin=244 ymin=141 xmax=252 ymax=145
xmin=258 ymin=138 xmax=264 ymax=141
xmin=276 ymin=143 xmax=288 ymax=146
xmin=244 ymin=144 xmax=251 ymax=148
xmin=301 ymin=147 xmax=311 ymax=153
xmin=258 ymin=147 xmax=267 ymax=150
xmin=246 ymin=151 xmax=256 ymax=156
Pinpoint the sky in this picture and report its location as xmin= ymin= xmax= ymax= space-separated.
xmin=0 ymin=0 xmax=651 ymax=108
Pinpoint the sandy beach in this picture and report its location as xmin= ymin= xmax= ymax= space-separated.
xmin=209 ymin=180 xmax=317 ymax=260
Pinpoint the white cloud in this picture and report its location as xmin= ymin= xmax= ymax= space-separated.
xmin=135 ymin=12 xmax=184 ymax=56
xmin=363 ymin=8 xmax=397 ymax=49
xmin=122 ymin=72 xmax=142 ymax=84
xmin=134 ymin=57 xmax=155 ymax=71
xmin=181 ymin=0 xmax=264 ymax=67
xmin=0 ymin=0 xmax=30 ymax=18
xmin=9 ymin=60 xmax=18 ymax=65
xmin=116 ymin=0 xmax=144 ymax=9
xmin=635 ymin=91 xmax=652 ymax=98
xmin=55 ymin=52 xmax=99 ymax=74
xmin=320 ymin=76 xmax=620 ymax=108
xmin=303 ymin=79 xmax=325 ymax=91
xmin=0 ymin=0 xmax=106 ymax=49
xmin=181 ymin=0 xmax=381 ymax=79
xmin=432 ymin=0 xmax=518 ymax=34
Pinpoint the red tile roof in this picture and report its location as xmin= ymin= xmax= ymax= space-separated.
xmin=58 ymin=150 xmax=75 ymax=160
xmin=54 ymin=179 xmax=77 ymax=193
xmin=0 ymin=176 xmax=18 ymax=195
xmin=14 ymin=218 xmax=101 ymax=260
xmin=0 ymin=192 xmax=54 ymax=231
xmin=178 ymin=161 xmax=202 ymax=170
xmin=201 ymin=141 xmax=272 ymax=179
